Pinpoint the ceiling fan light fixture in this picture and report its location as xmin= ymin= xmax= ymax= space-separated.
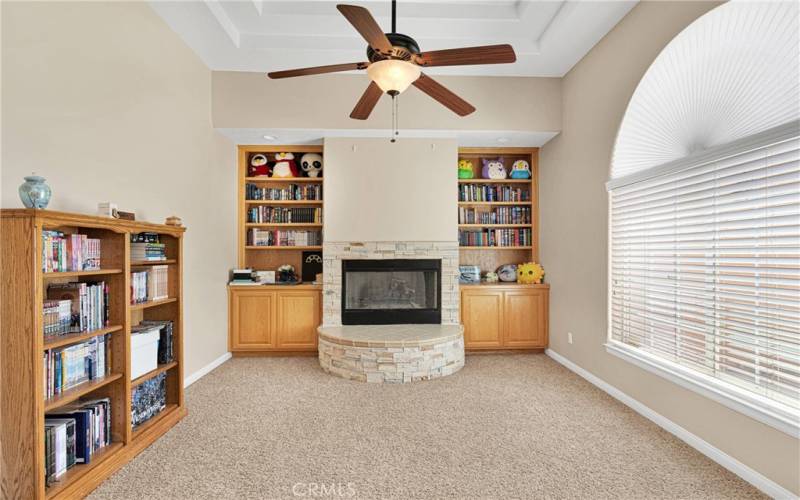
xmin=367 ymin=59 xmax=421 ymax=94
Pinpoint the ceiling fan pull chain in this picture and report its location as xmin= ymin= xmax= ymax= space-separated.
xmin=390 ymin=94 xmax=397 ymax=143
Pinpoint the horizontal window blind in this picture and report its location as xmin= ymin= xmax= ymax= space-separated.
xmin=609 ymin=133 xmax=800 ymax=414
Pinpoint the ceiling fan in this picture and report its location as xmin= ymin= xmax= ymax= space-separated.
xmin=267 ymin=0 xmax=517 ymax=121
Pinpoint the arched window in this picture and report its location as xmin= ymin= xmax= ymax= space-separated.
xmin=606 ymin=0 xmax=800 ymax=436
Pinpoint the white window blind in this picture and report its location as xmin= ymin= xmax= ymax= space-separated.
xmin=609 ymin=129 xmax=800 ymax=425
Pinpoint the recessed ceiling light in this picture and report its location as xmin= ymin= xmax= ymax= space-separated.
xmin=263 ymin=135 xmax=276 ymax=141
xmin=497 ymin=137 xmax=510 ymax=143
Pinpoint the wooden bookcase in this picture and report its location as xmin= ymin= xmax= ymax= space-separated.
xmin=456 ymin=147 xmax=549 ymax=351
xmin=1 ymin=209 xmax=186 ymax=499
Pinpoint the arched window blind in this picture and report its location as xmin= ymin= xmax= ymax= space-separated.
xmin=609 ymin=123 xmax=800 ymax=428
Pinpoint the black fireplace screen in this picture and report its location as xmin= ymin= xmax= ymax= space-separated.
xmin=342 ymin=259 xmax=441 ymax=325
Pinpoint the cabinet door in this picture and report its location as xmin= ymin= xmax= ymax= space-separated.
xmin=461 ymin=290 xmax=504 ymax=348
xmin=230 ymin=290 xmax=276 ymax=349
xmin=276 ymin=291 xmax=320 ymax=349
xmin=503 ymin=290 xmax=547 ymax=348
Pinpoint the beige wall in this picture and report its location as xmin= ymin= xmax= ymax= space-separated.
xmin=1 ymin=1 xmax=237 ymax=378
xmin=213 ymin=71 xmax=561 ymax=132
xmin=323 ymin=138 xmax=457 ymax=242
xmin=539 ymin=1 xmax=800 ymax=494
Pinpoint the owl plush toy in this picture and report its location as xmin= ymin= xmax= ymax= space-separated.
xmin=300 ymin=153 xmax=323 ymax=178
xmin=272 ymin=152 xmax=300 ymax=178
xmin=482 ymin=158 xmax=507 ymax=179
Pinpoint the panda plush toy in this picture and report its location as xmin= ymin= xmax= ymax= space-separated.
xmin=300 ymin=153 xmax=323 ymax=178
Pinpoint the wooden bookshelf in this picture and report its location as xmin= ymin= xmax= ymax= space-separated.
xmin=0 ymin=209 xmax=187 ymax=499
xmin=238 ymin=145 xmax=324 ymax=272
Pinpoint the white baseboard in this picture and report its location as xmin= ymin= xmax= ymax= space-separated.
xmin=184 ymin=352 xmax=232 ymax=388
xmin=545 ymin=349 xmax=796 ymax=500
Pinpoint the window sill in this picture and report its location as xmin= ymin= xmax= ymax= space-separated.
xmin=605 ymin=341 xmax=800 ymax=438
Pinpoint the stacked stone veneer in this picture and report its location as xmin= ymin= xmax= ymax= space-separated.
xmin=322 ymin=241 xmax=460 ymax=326
xmin=318 ymin=326 xmax=465 ymax=383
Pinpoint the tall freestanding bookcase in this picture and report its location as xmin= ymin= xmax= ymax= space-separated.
xmin=1 ymin=209 xmax=186 ymax=499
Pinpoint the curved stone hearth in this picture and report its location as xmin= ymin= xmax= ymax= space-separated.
xmin=318 ymin=325 xmax=465 ymax=383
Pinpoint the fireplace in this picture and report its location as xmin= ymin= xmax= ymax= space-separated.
xmin=341 ymin=259 xmax=441 ymax=325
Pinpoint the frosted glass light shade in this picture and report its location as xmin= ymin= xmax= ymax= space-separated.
xmin=367 ymin=60 xmax=421 ymax=94
xmin=611 ymin=0 xmax=800 ymax=179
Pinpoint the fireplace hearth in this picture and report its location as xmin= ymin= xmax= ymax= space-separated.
xmin=342 ymin=259 xmax=441 ymax=325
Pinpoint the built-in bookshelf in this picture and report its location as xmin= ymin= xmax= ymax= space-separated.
xmin=457 ymin=147 xmax=539 ymax=275
xmin=238 ymin=145 xmax=324 ymax=273
xmin=0 ymin=209 xmax=186 ymax=499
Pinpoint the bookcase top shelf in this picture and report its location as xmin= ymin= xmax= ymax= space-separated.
xmin=458 ymin=179 xmax=530 ymax=184
xmin=245 ymin=245 xmax=323 ymax=251
xmin=245 ymin=200 xmax=323 ymax=205
xmin=1 ymin=209 xmax=186 ymax=235
xmin=43 ymin=268 xmax=123 ymax=278
xmin=246 ymin=223 xmax=323 ymax=228
xmin=245 ymin=177 xmax=323 ymax=183
xmin=458 ymin=201 xmax=533 ymax=206
xmin=459 ymin=224 xmax=532 ymax=228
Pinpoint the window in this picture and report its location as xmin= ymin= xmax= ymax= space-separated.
xmin=607 ymin=123 xmax=800 ymax=435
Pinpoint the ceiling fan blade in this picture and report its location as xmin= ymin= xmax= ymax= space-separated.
xmin=350 ymin=81 xmax=383 ymax=120
xmin=268 ymin=62 xmax=368 ymax=79
xmin=415 ymin=44 xmax=516 ymax=67
xmin=413 ymin=73 xmax=475 ymax=117
xmin=337 ymin=4 xmax=393 ymax=54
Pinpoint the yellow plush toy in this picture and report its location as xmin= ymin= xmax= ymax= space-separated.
xmin=517 ymin=262 xmax=545 ymax=284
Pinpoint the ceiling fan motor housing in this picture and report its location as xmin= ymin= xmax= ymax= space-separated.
xmin=367 ymin=33 xmax=420 ymax=62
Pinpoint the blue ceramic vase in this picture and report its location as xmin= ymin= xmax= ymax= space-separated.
xmin=18 ymin=175 xmax=51 ymax=209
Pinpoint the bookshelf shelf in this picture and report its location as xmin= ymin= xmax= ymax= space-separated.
xmin=43 ymin=325 xmax=124 ymax=350
xmin=245 ymin=200 xmax=323 ymax=205
xmin=458 ymin=201 xmax=533 ymax=206
xmin=43 ymin=372 xmax=123 ymax=412
xmin=459 ymin=224 xmax=532 ymax=229
xmin=44 ymin=441 xmax=124 ymax=499
xmin=129 ymin=297 xmax=178 ymax=311
xmin=132 ymin=403 xmax=179 ymax=440
xmin=1 ymin=209 xmax=186 ymax=499
xmin=460 ymin=246 xmax=533 ymax=250
xmin=43 ymin=268 xmax=123 ymax=279
xmin=130 ymin=259 xmax=177 ymax=266
xmin=246 ymin=223 xmax=323 ymax=228
xmin=245 ymin=245 xmax=323 ymax=251
xmin=245 ymin=177 xmax=323 ymax=183
xmin=131 ymin=361 xmax=178 ymax=387
xmin=458 ymin=179 xmax=530 ymax=184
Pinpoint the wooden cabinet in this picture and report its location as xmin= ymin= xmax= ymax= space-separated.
xmin=229 ymin=285 xmax=321 ymax=353
xmin=461 ymin=285 xmax=549 ymax=350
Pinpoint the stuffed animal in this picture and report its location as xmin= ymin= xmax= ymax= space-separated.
xmin=300 ymin=153 xmax=323 ymax=178
xmin=272 ymin=152 xmax=300 ymax=178
xmin=510 ymin=160 xmax=532 ymax=179
xmin=482 ymin=158 xmax=507 ymax=179
xmin=248 ymin=154 xmax=270 ymax=177
xmin=458 ymin=159 xmax=474 ymax=179
xmin=517 ymin=262 xmax=545 ymax=284
xmin=483 ymin=271 xmax=499 ymax=283
xmin=496 ymin=264 xmax=517 ymax=282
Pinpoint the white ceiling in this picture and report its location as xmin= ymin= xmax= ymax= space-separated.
xmin=149 ymin=0 xmax=637 ymax=77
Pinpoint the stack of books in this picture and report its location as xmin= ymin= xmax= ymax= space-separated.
xmin=130 ymin=266 xmax=169 ymax=304
xmin=43 ymin=300 xmax=73 ymax=336
xmin=42 ymin=231 xmax=101 ymax=273
xmin=43 ymin=335 xmax=110 ymax=398
xmin=45 ymin=397 xmax=112 ymax=484
xmin=247 ymin=206 xmax=322 ymax=223
xmin=458 ymin=184 xmax=530 ymax=202
xmin=247 ymin=229 xmax=322 ymax=247
xmin=459 ymin=228 xmax=532 ymax=247
xmin=45 ymin=281 xmax=110 ymax=335
xmin=131 ymin=233 xmax=166 ymax=261
xmin=245 ymin=183 xmax=322 ymax=201
xmin=458 ymin=206 xmax=532 ymax=224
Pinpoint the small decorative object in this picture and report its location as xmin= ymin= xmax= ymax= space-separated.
xmin=496 ymin=263 xmax=517 ymax=282
xmin=258 ymin=270 xmax=276 ymax=284
xmin=302 ymin=251 xmax=323 ymax=282
xmin=483 ymin=271 xmax=499 ymax=283
xmin=315 ymin=272 xmax=323 ymax=284
xmin=18 ymin=174 xmax=51 ymax=209
xmin=116 ymin=211 xmax=136 ymax=221
xmin=300 ymin=153 xmax=323 ymax=178
xmin=165 ymin=216 xmax=182 ymax=226
xmin=98 ymin=202 xmax=118 ymax=218
xmin=459 ymin=265 xmax=481 ymax=284
xmin=481 ymin=158 xmax=507 ymax=179
xmin=277 ymin=264 xmax=298 ymax=283
xmin=457 ymin=159 xmax=474 ymax=179
xmin=248 ymin=154 xmax=270 ymax=177
xmin=272 ymin=152 xmax=300 ymax=178
xmin=517 ymin=262 xmax=545 ymax=284
xmin=509 ymin=160 xmax=532 ymax=179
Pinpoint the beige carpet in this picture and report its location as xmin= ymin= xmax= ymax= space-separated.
xmin=90 ymin=355 xmax=763 ymax=499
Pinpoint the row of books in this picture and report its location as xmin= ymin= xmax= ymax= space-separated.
xmin=132 ymin=320 xmax=174 ymax=364
xmin=131 ymin=232 xmax=167 ymax=261
xmin=248 ymin=229 xmax=322 ymax=247
xmin=42 ymin=231 xmax=101 ymax=273
xmin=459 ymin=206 xmax=532 ymax=225
xmin=246 ymin=183 xmax=322 ymax=201
xmin=132 ymin=372 xmax=166 ymax=429
xmin=459 ymin=228 xmax=533 ymax=247
xmin=131 ymin=266 xmax=168 ymax=304
xmin=44 ymin=335 xmax=110 ymax=399
xmin=44 ymin=281 xmax=110 ymax=336
xmin=45 ymin=398 xmax=112 ymax=485
xmin=458 ymin=184 xmax=531 ymax=202
xmin=247 ymin=206 xmax=322 ymax=224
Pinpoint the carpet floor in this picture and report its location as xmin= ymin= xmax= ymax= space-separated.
xmin=90 ymin=354 xmax=763 ymax=499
